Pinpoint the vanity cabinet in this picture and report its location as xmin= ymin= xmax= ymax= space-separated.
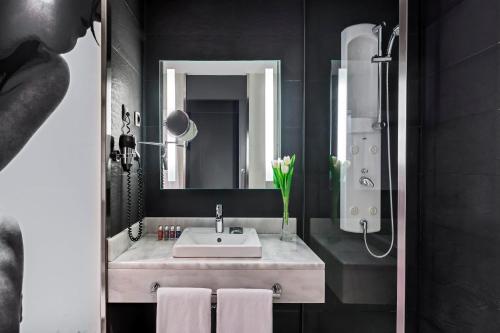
xmin=107 ymin=219 xmax=325 ymax=304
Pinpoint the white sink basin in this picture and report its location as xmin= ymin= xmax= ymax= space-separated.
xmin=173 ymin=227 xmax=262 ymax=258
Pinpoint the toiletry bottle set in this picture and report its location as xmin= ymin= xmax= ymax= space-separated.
xmin=158 ymin=225 xmax=182 ymax=241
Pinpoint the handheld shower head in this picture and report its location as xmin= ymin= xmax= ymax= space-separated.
xmin=392 ymin=25 xmax=400 ymax=36
xmin=386 ymin=25 xmax=400 ymax=57
xmin=372 ymin=21 xmax=386 ymax=33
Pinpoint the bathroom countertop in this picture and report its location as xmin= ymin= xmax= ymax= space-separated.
xmin=108 ymin=219 xmax=325 ymax=303
xmin=108 ymin=234 xmax=325 ymax=271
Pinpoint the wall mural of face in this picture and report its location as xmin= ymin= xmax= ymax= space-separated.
xmin=0 ymin=0 xmax=100 ymax=172
xmin=0 ymin=0 xmax=99 ymax=58
xmin=0 ymin=1 xmax=100 ymax=331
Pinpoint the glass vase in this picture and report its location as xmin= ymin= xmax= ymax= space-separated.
xmin=280 ymin=199 xmax=293 ymax=241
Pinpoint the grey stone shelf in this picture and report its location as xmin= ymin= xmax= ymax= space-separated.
xmin=310 ymin=218 xmax=396 ymax=305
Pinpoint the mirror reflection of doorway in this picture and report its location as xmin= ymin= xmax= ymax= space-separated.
xmin=186 ymin=100 xmax=240 ymax=189
xmin=182 ymin=74 xmax=249 ymax=189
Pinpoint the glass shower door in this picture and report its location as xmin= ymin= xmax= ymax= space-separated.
xmin=305 ymin=20 xmax=402 ymax=333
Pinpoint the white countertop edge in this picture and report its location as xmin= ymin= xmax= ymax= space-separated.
xmin=109 ymin=233 xmax=325 ymax=271
xmin=108 ymin=262 xmax=325 ymax=270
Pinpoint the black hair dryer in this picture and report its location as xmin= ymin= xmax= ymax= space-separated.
xmin=110 ymin=105 xmax=141 ymax=172
xmin=118 ymin=134 xmax=138 ymax=172
xmin=110 ymin=133 xmax=140 ymax=172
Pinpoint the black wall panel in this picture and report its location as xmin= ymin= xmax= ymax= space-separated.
xmin=107 ymin=0 xmax=144 ymax=237
xmin=418 ymin=0 xmax=500 ymax=331
xmin=143 ymin=0 xmax=304 ymax=233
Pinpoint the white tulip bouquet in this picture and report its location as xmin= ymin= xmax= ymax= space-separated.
xmin=271 ymin=154 xmax=296 ymax=240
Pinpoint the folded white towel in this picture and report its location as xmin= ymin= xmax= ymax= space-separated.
xmin=156 ymin=287 xmax=212 ymax=333
xmin=216 ymin=288 xmax=273 ymax=333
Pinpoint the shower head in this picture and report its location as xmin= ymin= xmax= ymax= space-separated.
xmin=386 ymin=25 xmax=400 ymax=57
xmin=372 ymin=21 xmax=386 ymax=33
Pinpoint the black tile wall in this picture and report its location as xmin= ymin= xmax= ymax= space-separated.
xmin=303 ymin=287 xmax=396 ymax=333
xmin=406 ymin=1 xmax=425 ymax=331
xmin=143 ymin=0 xmax=304 ymax=229
xmin=107 ymin=303 xmax=156 ymax=333
xmin=106 ymin=0 xmax=144 ymax=236
xmin=107 ymin=303 xmax=300 ymax=333
xmin=419 ymin=0 xmax=500 ymax=331
xmin=123 ymin=0 xmax=143 ymax=23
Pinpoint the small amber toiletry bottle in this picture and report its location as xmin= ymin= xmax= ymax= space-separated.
xmin=170 ymin=226 xmax=176 ymax=239
xmin=157 ymin=225 xmax=163 ymax=241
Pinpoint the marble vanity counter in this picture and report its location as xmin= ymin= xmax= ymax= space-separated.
xmin=107 ymin=218 xmax=325 ymax=304
xmin=109 ymin=234 xmax=324 ymax=271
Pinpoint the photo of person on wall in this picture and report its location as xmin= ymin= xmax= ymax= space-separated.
xmin=0 ymin=1 xmax=100 ymax=331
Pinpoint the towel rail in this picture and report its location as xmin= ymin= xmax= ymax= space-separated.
xmin=150 ymin=282 xmax=282 ymax=300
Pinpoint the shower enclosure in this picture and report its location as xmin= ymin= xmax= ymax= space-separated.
xmin=304 ymin=0 xmax=406 ymax=331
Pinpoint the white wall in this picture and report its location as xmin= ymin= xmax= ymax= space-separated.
xmin=0 ymin=28 xmax=101 ymax=332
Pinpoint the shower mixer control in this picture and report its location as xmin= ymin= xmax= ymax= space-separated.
xmin=359 ymin=176 xmax=375 ymax=188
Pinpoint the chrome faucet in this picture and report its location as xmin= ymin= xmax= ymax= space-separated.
xmin=215 ymin=204 xmax=224 ymax=233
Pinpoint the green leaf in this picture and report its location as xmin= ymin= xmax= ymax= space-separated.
xmin=272 ymin=165 xmax=283 ymax=190
xmin=280 ymin=154 xmax=295 ymax=199
xmin=271 ymin=165 xmax=280 ymax=188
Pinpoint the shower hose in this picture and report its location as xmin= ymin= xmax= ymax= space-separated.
xmin=361 ymin=62 xmax=395 ymax=259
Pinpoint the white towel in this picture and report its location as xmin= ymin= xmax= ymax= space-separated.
xmin=156 ymin=287 xmax=212 ymax=333
xmin=216 ymin=289 xmax=273 ymax=333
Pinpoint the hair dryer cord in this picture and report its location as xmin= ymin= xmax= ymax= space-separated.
xmin=126 ymin=162 xmax=144 ymax=242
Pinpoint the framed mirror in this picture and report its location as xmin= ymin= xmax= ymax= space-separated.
xmin=159 ymin=60 xmax=281 ymax=190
